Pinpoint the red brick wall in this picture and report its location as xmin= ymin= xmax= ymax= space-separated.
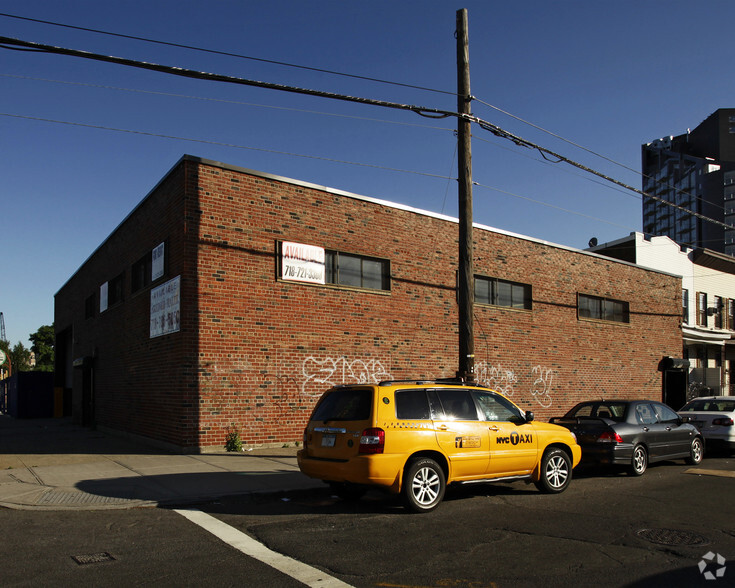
xmin=56 ymin=156 xmax=682 ymax=450
xmin=191 ymin=159 xmax=681 ymax=448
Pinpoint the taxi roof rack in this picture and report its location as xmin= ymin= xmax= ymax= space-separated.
xmin=378 ymin=378 xmax=481 ymax=387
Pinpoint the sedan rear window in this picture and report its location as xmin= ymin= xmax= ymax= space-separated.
xmin=312 ymin=388 xmax=373 ymax=422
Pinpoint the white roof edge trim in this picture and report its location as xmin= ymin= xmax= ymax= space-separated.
xmin=56 ymin=155 xmax=678 ymax=296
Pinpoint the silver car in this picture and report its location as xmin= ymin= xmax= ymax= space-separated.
xmin=678 ymin=396 xmax=735 ymax=454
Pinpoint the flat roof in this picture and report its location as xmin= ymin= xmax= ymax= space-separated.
xmin=56 ymin=154 xmax=674 ymax=295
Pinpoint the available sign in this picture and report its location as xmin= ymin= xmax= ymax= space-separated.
xmin=281 ymin=241 xmax=325 ymax=284
xmin=150 ymin=275 xmax=180 ymax=338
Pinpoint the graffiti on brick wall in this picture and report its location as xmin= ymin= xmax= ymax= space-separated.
xmin=475 ymin=361 xmax=557 ymax=408
xmin=475 ymin=361 xmax=518 ymax=397
xmin=301 ymin=356 xmax=392 ymax=397
xmin=531 ymin=365 xmax=554 ymax=408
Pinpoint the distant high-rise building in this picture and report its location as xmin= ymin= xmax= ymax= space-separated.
xmin=642 ymin=108 xmax=735 ymax=255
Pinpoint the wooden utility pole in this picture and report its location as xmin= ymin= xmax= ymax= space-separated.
xmin=456 ymin=8 xmax=475 ymax=381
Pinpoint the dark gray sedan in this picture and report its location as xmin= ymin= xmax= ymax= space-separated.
xmin=550 ymin=400 xmax=704 ymax=475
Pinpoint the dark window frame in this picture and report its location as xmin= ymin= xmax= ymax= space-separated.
xmin=106 ymin=272 xmax=125 ymax=309
xmin=84 ymin=293 xmax=96 ymax=320
xmin=697 ymin=292 xmax=708 ymax=326
xmin=577 ymin=293 xmax=630 ymax=324
xmin=325 ymin=250 xmax=390 ymax=292
xmin=475 ymin=275 xmax=532 ymax=310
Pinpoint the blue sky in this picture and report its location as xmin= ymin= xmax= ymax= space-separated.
xmin=1 ymin=0 xmax=733 ymax=347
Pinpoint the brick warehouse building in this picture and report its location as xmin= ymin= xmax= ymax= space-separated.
xmin=55 ymin=156 xmax=682 ymax=451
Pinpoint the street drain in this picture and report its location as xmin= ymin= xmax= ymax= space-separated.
xmin=71 ymin=552 xmax=116 ymax=566
xmin=636 ymin=528 xmax=709 ymax=546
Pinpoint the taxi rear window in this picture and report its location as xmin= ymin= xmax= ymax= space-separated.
xmin=312 ymin=388 xmax=373 ymax=422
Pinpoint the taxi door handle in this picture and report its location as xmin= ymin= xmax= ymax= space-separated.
xmin=488 ymin=425 xmax=500 ymax=431
xmin=438 ymin=425 xmax=448 ymax=431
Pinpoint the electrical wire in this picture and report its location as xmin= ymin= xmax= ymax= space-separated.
xmin=1 ymin=34 xmax=731 ymax=233
xmin=472 ymin=94 xmax=725 ymax=215
xmin=0 ymin=11 xmax=456 ymax=97
xmin=0 ymin=112 xmax=455 ymax=181
xmin=0 ymin=35 xmax=456 ymax=119
xmin=0 ymin=73 xmax=455 ymax=132
xmin=472 ymin=181 xmax=636 ymax=232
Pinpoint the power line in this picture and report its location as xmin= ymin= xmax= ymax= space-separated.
xmin=0 ymin=73 xmax=454 ymax=132
xmin=2 ymin=34 xmax=732 ymax=233
xmin=0 ymin=12 xmax=456 ymax=97
xmin=472 ymin=181 xmax=636 ymax=232
xmin=472 ymin=94 xmax=725 ymax=215
xmin=0 ymin=35 xmax=457 ymax=119
xmin=0 ymin=112 xmax=455 ymax=181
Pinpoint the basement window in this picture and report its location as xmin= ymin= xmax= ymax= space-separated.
xmin=578 ymin=294 xmax=629 ymax=323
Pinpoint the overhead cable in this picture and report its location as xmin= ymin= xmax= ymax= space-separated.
xmin=0 ymin=35 xmax=455 ymax=119
xmin=1 ymin=34 xmax=731 ymax=232
xmin=0 ymin=12 xmax=456 ymax=97
xmin=473 ymin=95 xmax=724 ymax=214
xmin=0 ymin=112 xmax=454 ymax=180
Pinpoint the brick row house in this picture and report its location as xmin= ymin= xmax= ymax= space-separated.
xmin=54 ymin=156 xmax=682 ymax=451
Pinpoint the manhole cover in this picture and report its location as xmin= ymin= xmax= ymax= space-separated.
xmin=636 ymin=528 xmax=709 ymax=546
xmin=72 ymin=552 xmax=116 ymax=566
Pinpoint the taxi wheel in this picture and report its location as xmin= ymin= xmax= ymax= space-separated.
xmin=402 ymin=457 xmax=446 ymax=513
xmin=629 ymin=444 xmax=648 ymax=476
xmin=534 ymin=448 xmax=572 ymax=493
xmin=686 ymin=437 xmax=704 ymax=465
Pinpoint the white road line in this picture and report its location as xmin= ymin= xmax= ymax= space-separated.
xmin=174 ymin=508 xmax=353 ymax=588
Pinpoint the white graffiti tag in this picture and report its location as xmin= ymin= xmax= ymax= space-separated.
xmin=476 ymin=361 xmax=518 ymax=397
xmin=531 ymin=366 xmax=555 ymax=408
xmin=301 ymin=356 xmax=392 ymax=396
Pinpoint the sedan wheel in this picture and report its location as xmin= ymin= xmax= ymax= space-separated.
xmin=687 ymin=437 xmax=704 ymax=465
xmin=402 ymin=458 xmax=445 ymax=513
xmin=630 ymin=444 xmax=648 ymax=476
xmin=534 ymin=448 xmax=572 ymax=493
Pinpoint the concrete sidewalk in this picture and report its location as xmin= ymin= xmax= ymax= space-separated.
xmin=0 ymin=414 xmax=322 ymax=510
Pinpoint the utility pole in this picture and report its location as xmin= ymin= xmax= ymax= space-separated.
xmin=456 ymin=8 xmax=475 ymax=381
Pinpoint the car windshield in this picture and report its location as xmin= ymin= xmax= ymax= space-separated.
xmin=311 ymin=388 xmax=373 ymax=422
xmin=566 ymin=402 xmax=627 ymax=422
xmin=681 ymin=399 xmax=735 ymax=412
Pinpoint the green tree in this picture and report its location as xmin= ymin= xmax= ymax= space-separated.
xmin=29 ymin=324 xmax=54 ymax=372
xmin=11 ymin=342 xmax=31 ymax=372
xmin=0 ymin=339 xmax=31 ymax=374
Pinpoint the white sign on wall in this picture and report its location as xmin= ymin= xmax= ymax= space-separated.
xmin=152 ymin=242 xmax=165 ymax=281
xmin=150 ymin=275 xmax=180 ymax=338
xmin=281 ymin=241 xmax=325 ymax=284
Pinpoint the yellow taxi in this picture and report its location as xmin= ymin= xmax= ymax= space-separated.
xmin=297 ymin=379 xmax=582 ymax=512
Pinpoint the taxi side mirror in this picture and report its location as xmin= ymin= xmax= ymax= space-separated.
xmin=525 ymin=411 xmax=535 ymax=422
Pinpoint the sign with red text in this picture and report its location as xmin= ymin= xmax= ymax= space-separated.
xmin=281 ymin=242 xmax=325 ymax=284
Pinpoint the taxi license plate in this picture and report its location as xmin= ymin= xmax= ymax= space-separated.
xmin=321 ymin=434 xmax=336 ymax=447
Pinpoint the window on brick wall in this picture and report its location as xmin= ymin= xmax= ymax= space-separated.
xmin=475 ymin=275 xmax=532 ymax=310
xmin=101 ymin=272 xmax=125 ymax=313
xmin=132 ymin=252 xmax=153 ymax=293
xmin=85 ymin=293 xmax=95 ymax=320
xmin=132 ymin=242 xmax=166 ymax=293
xmin=682 ymin=289 xmax=689 ymax=324
xmin=325 ymin=251 xmax=390 ymax=291
xmin=578 ymin=294 xmax=629 ymax=323
xmin=696 ymin=292 xmax=708 ymax=326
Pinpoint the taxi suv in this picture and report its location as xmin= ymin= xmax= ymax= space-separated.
xmin=297 ymin=380 xmax=582 ymax=512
